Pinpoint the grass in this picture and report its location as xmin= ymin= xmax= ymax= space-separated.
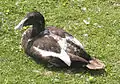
xmin=0 ymin=0 xmax=120 ymax=84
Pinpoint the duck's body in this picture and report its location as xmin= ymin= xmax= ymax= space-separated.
xmin=15 ymin=12 xmax=105 ymax=69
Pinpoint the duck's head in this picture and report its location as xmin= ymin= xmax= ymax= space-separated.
xmin=15 ymin=12 xmax=45 ymax=30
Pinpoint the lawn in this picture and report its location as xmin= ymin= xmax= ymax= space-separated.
xmin=0 ymin=0 xmax=120 ymax=84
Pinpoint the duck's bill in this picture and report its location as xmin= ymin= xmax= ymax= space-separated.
xmin=14 ymin=18 xmax=28 ymax=30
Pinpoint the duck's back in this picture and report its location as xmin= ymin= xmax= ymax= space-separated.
xmin=47 ymin=27 xmax=92 ymax=60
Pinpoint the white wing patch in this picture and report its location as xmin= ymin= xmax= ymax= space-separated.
xmin=57 ymin=38 xmax=67 ymax=50
xmin=66 ymin=36 xmax=84 ymax=49
xmin=33 ymin=46 xmax=71 ymax=66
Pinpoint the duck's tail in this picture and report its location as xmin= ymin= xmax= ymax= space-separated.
xmin=86 ymin=58 xmax=105 ymax=70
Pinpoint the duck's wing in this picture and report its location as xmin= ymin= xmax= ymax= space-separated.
xmin=28 ymin=35 xmax=71 ymax=66
xmin=47 ymin=27 xmax=105 ymax=69
xmin=47 ymin=27 xmax=91 ymax=60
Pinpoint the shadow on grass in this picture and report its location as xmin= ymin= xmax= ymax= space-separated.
xmin=31 ymin=56 xmax=106 ymax=76
xmin=46 ymin=66 xmax=106 ymax=76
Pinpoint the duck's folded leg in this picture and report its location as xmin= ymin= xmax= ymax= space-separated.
xmin=86 ymin=58 xmax=105 ymax=69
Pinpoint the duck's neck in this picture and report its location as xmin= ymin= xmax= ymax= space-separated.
xmin=31 ymin=23 xmax=45 ymax=38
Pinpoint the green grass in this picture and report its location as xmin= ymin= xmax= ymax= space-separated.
xmin=0 ymin=0 xmax=120 ymax=84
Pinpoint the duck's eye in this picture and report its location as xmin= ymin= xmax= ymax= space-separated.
xmin=29 ymin=16 xmax=34 ymax=19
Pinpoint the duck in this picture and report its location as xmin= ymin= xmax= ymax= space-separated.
xmin=15 ymin=11 xmax=105 ymax=69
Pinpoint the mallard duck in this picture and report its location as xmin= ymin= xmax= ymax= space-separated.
xmin=15 ymin=11 xmax=105 ymax=69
